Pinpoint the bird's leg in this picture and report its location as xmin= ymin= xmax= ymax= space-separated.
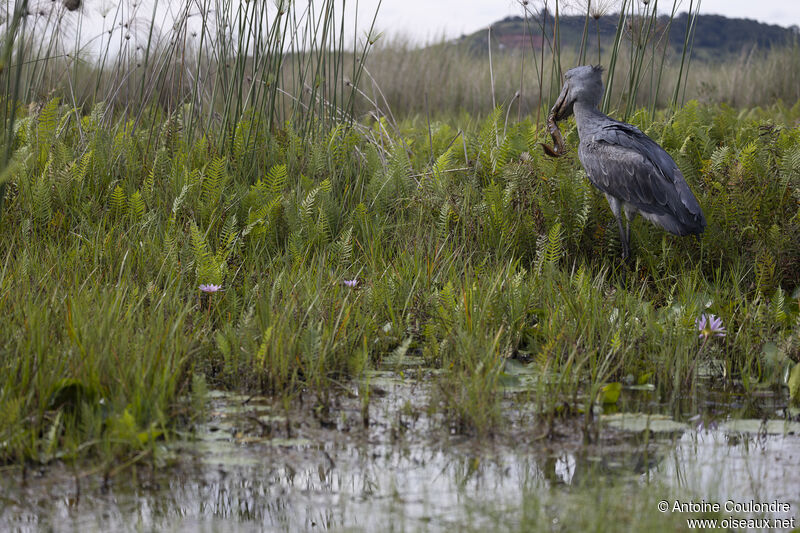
xmin=617 ymin=215 xmax=629 ymax=260
xmin=625 ymin=217 xmax=631 ymax=259
xmin=605 ymin=194 xmax=630 ymax=261
xmin=621 ymin=205 xmax=638 ymax=262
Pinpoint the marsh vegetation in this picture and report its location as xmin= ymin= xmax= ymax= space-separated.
xmin=0 ymin=0 xmax=799 ymax=530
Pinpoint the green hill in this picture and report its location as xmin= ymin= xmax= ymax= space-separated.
xmin=457 ymin=11 xmax=799 ymax=61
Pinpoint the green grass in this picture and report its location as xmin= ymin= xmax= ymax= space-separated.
xmin=0 ymin=0 xmax=798 ymax=475
xmin=0 ymin=95 xmax=799 ymax=466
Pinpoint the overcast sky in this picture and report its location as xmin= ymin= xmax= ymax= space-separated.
xmin=352 ymin=0 xmax=800 ymax=44
xmin=23 ymin=1 xmax=799 ymax=57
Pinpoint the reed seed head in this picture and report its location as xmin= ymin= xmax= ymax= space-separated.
xmin=573 ymin=0 xmax=619 ymax=20
xmin=63 ymin=0 xmax=81 ymax=12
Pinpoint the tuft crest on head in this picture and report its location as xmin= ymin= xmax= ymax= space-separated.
xmin=564 ymin=65 xmax=604 ymax=81
xmin=553 ymin=65 xmax=606 ymax=117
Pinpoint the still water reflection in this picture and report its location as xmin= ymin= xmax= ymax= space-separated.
xmin=2 ymin=376 xmax=798 ymax=532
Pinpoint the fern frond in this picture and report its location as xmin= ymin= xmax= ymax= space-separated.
xmin=437 ymin=200 xmax=454 ymax=237
xmin=190 ymin=221 xmax=225 ymax=284
xmin=772 ymin=287 xmax=787 ymax=325
xmin=493 ymin=133 xmax=514 ymax=174
xmin=288 ymin=231 xmax=307 ymax=265
xmin=755 ymin=249 xmax=776 ymax=295
xmin=33 ymin=173 xmax=52 ymax=225
xmin=202 ymin=157 xmax=227 ymax=206
xmin=710 ymin=146 xmax=732 ymax=175
xmin=163 ymin=217 xmax=178 ymax=262
xmin=190 ymin=221 xmax=212 ymax=265
xmin=128 ymin=190 xmax=145 ymax=221
xmin=301 ymin=187 xmax=320 ymax=222
xmin=172 ymin=184 xmax=190 ymax=215
xmin=110 ymin=185 xmax=127 ymax=218
xmin=573 ymin=174 xmax=592 ymax=236
xmin=310 ymin=139 xmax=327 ymax=178
xmin=217 ymin=215 xmax=240 ymax=264
xmin=37 ymin=98 xmax=60 ymax=143
xmin=432 ymin=147 xmax=454 ymax=183
xmin=335 ymin=226 xmax=353 ymax=266
xmin=266 ymin=163 xmax=287 ymax=195
xmin=71 ymin=149 xmax=92 ymax=186
xmin=316 ymin=207 xmax=332 ymax=245
xmin=545 ymin=222 xmax=564 ymax=267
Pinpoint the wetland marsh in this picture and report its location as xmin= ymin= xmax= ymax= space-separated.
xmin=0 ymin=0 xmax=799 ymax=531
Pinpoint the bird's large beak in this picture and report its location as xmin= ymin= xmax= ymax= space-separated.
xmin=550 ymin=82 xmax=572 ymax=122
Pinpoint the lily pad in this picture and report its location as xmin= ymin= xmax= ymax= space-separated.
xmin=502 ymin=359 xmax=540 ymax=376
xmin=207 ymin=390 xmax=254 ymax=403
xmin=362 ymin=371 xmax=407 ymax=390
xmin=626 ymin=384 xmax=656 ymax=392
xmin=601 ymin=413 xmax=688 ymax=433
xmin=720 ymin=419 xmax=800 ymax=435
xmin=267 ymin=437 xmax=312 ymax=447
xmin=597 ymin=383 xmax=622 ymax=405
xmin=257 ymin=414 xmax=288 ymax=425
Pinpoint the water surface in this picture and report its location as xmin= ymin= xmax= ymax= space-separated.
xmin=2 ymin=373 xmax=798 ymax=532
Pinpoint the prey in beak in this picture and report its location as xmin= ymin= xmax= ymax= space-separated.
xmin=550 ymin=81 xmax=573 ymax=122
xmin=540 ymin=81 xmax=571 ymax=157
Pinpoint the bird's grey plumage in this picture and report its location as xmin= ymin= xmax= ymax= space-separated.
xmin=549 ymin=65 xmax=706 ymax=259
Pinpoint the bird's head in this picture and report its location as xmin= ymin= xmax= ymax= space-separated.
xmin=551 ymin=65 xmax=604 ymax=121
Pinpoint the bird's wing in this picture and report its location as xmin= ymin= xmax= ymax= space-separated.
xmin=579 ymin=122 xmax=705 ymax=233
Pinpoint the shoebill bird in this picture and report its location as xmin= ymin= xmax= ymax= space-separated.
xmin=541 ymin=65 xmax=706 ymax=259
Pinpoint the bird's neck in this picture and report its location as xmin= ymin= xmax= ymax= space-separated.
xmin=573 ymin=101 xmax=606 ymax=140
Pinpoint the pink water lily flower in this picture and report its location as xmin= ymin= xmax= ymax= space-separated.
xmin=199 ymin=284 xmax=221 ymax=293
xmin=696 ymin=314 xmax=725 ymax=339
